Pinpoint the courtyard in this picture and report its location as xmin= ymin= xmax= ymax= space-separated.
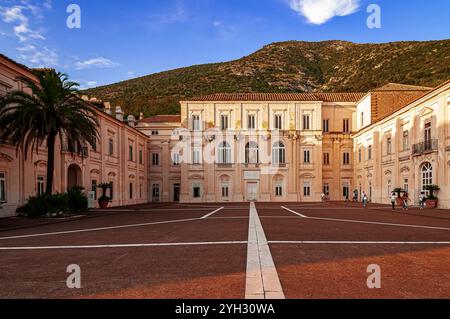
xmin=1 ymin=201 xmax=450 ymax=299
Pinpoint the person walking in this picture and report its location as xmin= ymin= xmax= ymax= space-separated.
xmin=402 ymin=192 xmax=409 ymax=211
xmin=362 ymin=192 xmax=368 ymax=208
xmin=390 ymin=192 xmax=397 ymax=210
xmin=419 ymin=192 xmax=426 ymax=210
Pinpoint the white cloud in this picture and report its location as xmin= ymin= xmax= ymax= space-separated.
xmin=17 ymin=44 xmax=58 ymax=67
xmin=75 ymin=57 xmax=120 ymax=70
xmin=288 ymin=0 xmax=360 ymax=25
xmin=0 ymin=4 xmax=46 ymax=41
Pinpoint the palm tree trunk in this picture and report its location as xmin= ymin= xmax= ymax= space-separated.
xmin=45 ymin=134 xmax=56 ymax=195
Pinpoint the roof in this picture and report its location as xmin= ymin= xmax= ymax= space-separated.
xmin=0 ymin=53 xmax=32 ymax=72
xmin=185 ymin=92 xmax=365 ymax=103
xmin=355 ymin=79 xmax=450 ymax=135
xmin=372 ymin=83 xmax=433 ymax=92
xmin=139 ymin=115 xmax=181 ymax=123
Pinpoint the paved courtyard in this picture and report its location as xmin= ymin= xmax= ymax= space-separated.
xmin=1 ymin=201 xmax=450 ymax=299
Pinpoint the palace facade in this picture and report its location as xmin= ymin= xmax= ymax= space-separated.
xmin=1 ymin=53 xmax=450 ymax=216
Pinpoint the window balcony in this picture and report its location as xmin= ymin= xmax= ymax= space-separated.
xmin=61 ymin=144 xmax=89 ymax=158
xmin=216 ymin=163 xmax=234 ymax=169
xmin=412 ymin=139 xmax=438 ymax=156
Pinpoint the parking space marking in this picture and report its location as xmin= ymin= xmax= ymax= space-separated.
xmin=0 ymin=241 xmax=248 ymax=251
xmin=246 ymin=202 xmax=285 ymax=300
xmin=201 ymin=207 xmax=225 ymax=219
xmin=0 ymin=217 xmax=203 ymax=241
xmin=281 ymin=207 xmax=450 ymax=231
xmin=269 ymin=241 xmax=450 ymax=245
xmin=281 ymin=206 xmax=308 ymax=218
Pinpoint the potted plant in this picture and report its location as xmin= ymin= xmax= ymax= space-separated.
xmin=424 ymin=185 xmax=440 ymax=208
xmin=97 ymin=183 xmax=112 ymax=209
xmin=393 ymin=188 xmax=404 ymax=207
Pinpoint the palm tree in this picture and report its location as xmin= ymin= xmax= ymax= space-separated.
xmin=0 ymin=70 xmax=99 ymax=195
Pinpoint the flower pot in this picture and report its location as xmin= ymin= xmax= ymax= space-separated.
xmin=426 ymin=199 xmax=438 ymax=209
xmin=98 ymin=200 xmax=109 ymax=209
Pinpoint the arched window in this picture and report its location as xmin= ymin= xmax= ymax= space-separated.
xmin=422 ymin=162 xmax=433 ymax=193
xmin=272 ymin=142 xmax=286 ymax=165
xmin=218 ymin=142 xmax=232 ymax=164
xmin=245 ymin=142 xmax=259 ymax=164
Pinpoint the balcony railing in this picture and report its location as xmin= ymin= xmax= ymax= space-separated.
xmin=412 ymin=139 xmax=438 ymax=155
xmin=61 ymin=144 xmax=89 ymax=158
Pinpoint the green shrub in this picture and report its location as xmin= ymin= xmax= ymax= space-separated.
xmin=16 ymin=188 xmax=88 ymax=218
xmin=67 ymin=187 xmax=88 ymax=213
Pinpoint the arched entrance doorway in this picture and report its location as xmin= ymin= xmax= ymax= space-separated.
xmin=67 ymin=164 xmax=82 ymax=190
xmin=421 ymin=162 xmax=433 ymax=195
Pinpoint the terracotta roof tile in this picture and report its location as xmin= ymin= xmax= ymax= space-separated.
xmin=372 ymin=83 xmax=433 ymax=92
xmin=139 ymin=115 xmax=181 ymax=123
xmin=186 ymin=92 xmax=365 ymax=102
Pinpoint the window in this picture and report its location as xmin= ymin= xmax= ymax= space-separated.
xmin=323 ymin=119 xmax=329 ymax=133
xmin=360 ymin=113 xmax=364 ymax=127
xmin=108 ymin=138 xmax=114 ymax=156
xmin=386 ymin=137 xmax=392 ymax=155
xmin=403 ymin=131 xmax=409 ymax=150
xmin=221 ymin=114 xmax=229 ymax=130
xmin=422 ymin=163 xmax=433 ymax=194
xmin=218 ymin=142 xmax=232 ymax=164
xmin=37 ymin=176 xmax=45 ymax=196
xmin=303 ymin=149 xmax=311 ymax=164
xmin=275 ymin=185 xmax=283 ymax=197
xmin=274 ymin=114 xmax=282 ymax=130
xmin=272 ymin=142 xmax=286 ymax=165
xmin=91 ymin=180 xmax=97 ymax=200
xmin=323 ymin=184 xmax=330 ymax=196
xmin=139 ymin=150 xmax=143 ymax=165
xmin=129 ymin=183 xmax=133 ymax=199
xmin=302 ymin=114 xmax=310 ymax=130
xmin=368 ymin=145 xmax=373 ymax=160
xmin=152 ymin=153 xmax=159 ymax=166
xmin=343 ymin=185 xmax=349 ymax=198
xmin=172 ymin=152 xmax=180 ymax=166
xmin=323 ymin=153 xmax=330 ymax=165
xmin=152 ymin=184 xmax=160 ymax=200
xmin=92 ymin=137 xmax=97 ymax=152
xmin=139 ymin=183 xmax=143 ymax=199
xmin=192 ymin=115 xmax=201 ymax=131
xmin=303 ymin=183 xmax=311 ymax=197
xmin=192 ymin=148 xmax=201 ymax=164
xmin=343 ymin=119 xmax=350 ymax=133
xmin=424 ymin=122 xmax=432 ymax=150
xmin=245 ymin=142 xmax=259 ymax=164
xmin=193 ymin=185 xmax=201 ymax=198
xmin=151 ymin=131 xmax=159 ymax=136
xmin=403 ymin=178 xmax=409 ymax=193
xmin=387 ymin=179 xmax=392 ymax=197
xmin=222 ymin=184 xmax=229 ymax=198
xmin=343 ymin=152 xmax=350 ymax=165
xmin=358 ymin=148 xmax=362 ymax=163
xmin=129 ymin=145 xmax=134 ymax=161
xmin=248 ymin=114 xmax=256 ymax=130
xmin=0 ymin=172 xmax=6 ymax=202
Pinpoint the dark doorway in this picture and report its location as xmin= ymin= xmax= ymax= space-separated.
xmin=173 ymin=184 xmax=180 ymax=202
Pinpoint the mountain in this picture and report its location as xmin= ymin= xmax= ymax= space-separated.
xmin=83 ymin=40 xmax=450 ymax=116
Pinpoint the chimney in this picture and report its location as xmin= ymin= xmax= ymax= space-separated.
xmin=115 ymin=106 xmax=124 ymax=121
xmin=104 ymin=102 xmax=112 ymax=115
xmin=127 ymin=115 xmax=136 ymax=127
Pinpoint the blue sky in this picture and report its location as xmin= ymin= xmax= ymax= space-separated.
xmin=0 ymin=0 xmax=449 ymax=89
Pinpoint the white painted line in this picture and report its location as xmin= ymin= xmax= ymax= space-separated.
xmin=245 ymin=202 xmax=285 ymax=300
xmin=281 ymin=207 xmax=450 ymax=232
xmin=0 ymin=241 xmax=248 ymax=251
xmin=281 ymin=206 xmax=308 ymax=218
xmin=0 ymin=217 xmax=202 ymax=241
xmin=269 ymin=241 xmax=450 ymax=245
xmin=201 ymin=207 xmax=224 ymax=219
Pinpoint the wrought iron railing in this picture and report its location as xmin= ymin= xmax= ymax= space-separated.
xmin=412 ymin=139 xmax=438 ymax=155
